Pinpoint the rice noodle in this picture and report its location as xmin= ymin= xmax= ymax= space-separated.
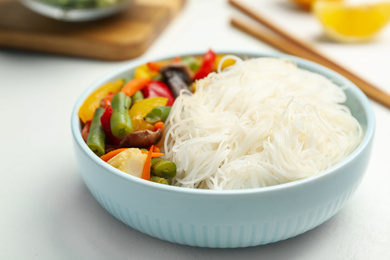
xmin=163 ymin=57 xmax=363 ymax=190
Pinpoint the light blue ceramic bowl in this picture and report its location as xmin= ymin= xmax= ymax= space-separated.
xmin=71 ymin=51 xmax=375 ymax=248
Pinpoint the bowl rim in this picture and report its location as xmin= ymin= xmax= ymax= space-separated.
xmin=71 ymin=49 xmax=375 ymax=196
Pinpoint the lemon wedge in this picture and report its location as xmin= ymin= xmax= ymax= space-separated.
xmin=313 ymin=1 xmax=390 ymax=42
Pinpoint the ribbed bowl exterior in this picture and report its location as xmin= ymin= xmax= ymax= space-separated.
xmin=71 ymin=51 xmax=375 ymax=248
xmin=73 ymin=133 xmax=372 ymax=247
xmin=86 ymin=183 xmax=360 ymax=247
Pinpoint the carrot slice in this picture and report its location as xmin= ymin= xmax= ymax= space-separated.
xmin=172 ymin=56 xmax=181 ymax=62
xmin=100 ymin=148 xmax=127 ymax=162
xmin=154 ymin=121 xmax=164 ymax=131
xmin=141 ymin=145 xmax=154 ymax=180
xmin=153 ymin=146 xmax=161 ymax=153
xmin=147 ymin=61 xmax=169 ymax=71
xmin=121 ymin=78 xmax=151 ymax=97
xmin=141 ymin=150 xmax=164 ymax=157
xmin=147 ymin=57 xmax=182 ymax=71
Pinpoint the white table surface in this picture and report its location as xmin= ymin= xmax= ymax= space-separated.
xmin=1 ymin=0 xmax=390 ymax=259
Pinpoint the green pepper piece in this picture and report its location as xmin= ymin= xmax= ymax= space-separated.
xmin=182 ymin=56 xmax=200 ymax=71
xmin=151 ymin=158 xmax=177 ymax=179
xmin=150 ymin=176 xmax=168 ymax=185
xmin=151 ymin=74 xmax=164 ymax=82
xmin=110 ymin=92 xmax=133 ymax=139
xmin=96 ymin=0 xmax=118 ymax=7
xmin=87 ymin=107 xmax=106 ymax=157
xmin=131 ymin=90 xmax=144 ymax=104
xmin=145 ymin=106 xmax=172 ymax=124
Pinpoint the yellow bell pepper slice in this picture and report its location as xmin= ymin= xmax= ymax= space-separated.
xmin=134 ymin=64 xmax=159 ymax=79
xmin=129 ymin=97 xmax=168 ymax=131
xmin=214 ymin=55 xmax=236 ymax=71
xmin=79 ymin=78 xmax=124 ymax=123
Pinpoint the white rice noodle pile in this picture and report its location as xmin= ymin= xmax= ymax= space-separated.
xmin=163 ymin=57 xmax=363 ymax=190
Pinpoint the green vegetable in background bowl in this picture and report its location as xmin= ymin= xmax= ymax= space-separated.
xmin=19 ymin=0 xmax=132 ymax=21
xmin=39 ymin=0 xmax=126 ymax=9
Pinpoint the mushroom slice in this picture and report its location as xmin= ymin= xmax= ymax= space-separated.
xmin=119 ymin=129 xmax=163 ymax=148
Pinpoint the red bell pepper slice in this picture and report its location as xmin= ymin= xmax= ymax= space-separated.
xmin=142 ymin=81 xmax=175 ymax=106
xmin=81 ymin=121 xmax=91 ymax=143
xmin=194 ymin=49 xmax=217 ymax=81
xmin=101 ymin=92 xmax=115 ymax=108
xmin=100 ymin=105 xmax=121 ymax=145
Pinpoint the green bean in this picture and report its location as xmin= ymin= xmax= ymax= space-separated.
xmin=152 ymin=74 xmax=163 ymax=81
xmin=145 ymin=106 xmax=171 ymax=124
xmin=41 ymin=0 xmax=125 ymax=8
xmin=123 ymin=77 xmax=132 ymax=84
xmin=87 ymin=107 xmax=106 ymax=157
xmin=151 ymin=158 xmax=177 ymax=179
xmin=110 ymin=92 xmax=133 ymax=139
xmin=42 ymin=0 xmax=95 ymax=8
xmin=131 ymin=90 xmax=144 ymax=104
xmin=182 ymin=56 xmax=200 ymax=71
xmin=96 ymin=0 xmax=111 ymax=7
xmin=150 ymin=176 xmax=168 ymax=185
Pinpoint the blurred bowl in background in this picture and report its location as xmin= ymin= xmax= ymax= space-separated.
xmin=19 ymin=0 xmax=132 ymax=21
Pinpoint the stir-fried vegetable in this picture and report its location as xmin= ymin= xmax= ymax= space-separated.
xmin=100 ymin=105 xmax=121 ymax=145
xmin=150 ymin=157 xmax=177 ymax=179
xmin=119 ymin=129 xmax=162 ymax=148
xmin=145 ymin=106 xmax=171 ymax=124
xmin=141 ymin=145 xmax=154 ymax=180
xmin=150 ymin=176 xmax=168 ymax=184
xmin=194 ymin=49 xmax=217 ymax=80
xmin=154 ymin=121 xmax=164 ymax=131
xmin=107 ymin=148 xmax=147 ymax=178
xmin=87 ymin=107 xmax=106 ymax=156
xmin=121 ymin=78 xmax=151 ymax=97
xmin=182 ymin=56 xmax=200 ymax=71
xmin=79 ymin=50 xmax=233 ymax=184
xmin=129 ymin=97 xmax=168 ymax=132
xmin=134 ymin=64 xmax=159 ymax=79
xmin=147 ymin=57 xmax=181 ymax=71
xmin=160 ymin=63 xmax=193 ymax=98
xmin=110 ymin=92 xmax=133 ymax=138
xmin=101 ymin=93 xmax=115 ymax=108
xmin=142 ymin=81 xmax=174 ymax=106
xmin=79 ymin=79 xmax=124 ymax=123
xmin=101 ymin=148 xmax=128 ymax=162
xmin=81 ymin=121 xmax=91 ymax=142
xmin=131 ymin=90 xmax=144 ymax=103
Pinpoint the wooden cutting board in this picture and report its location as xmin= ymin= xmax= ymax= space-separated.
xmin=0 ymin=0 xmax=185 ymax=60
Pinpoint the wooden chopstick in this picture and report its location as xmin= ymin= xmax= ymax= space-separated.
xmin=229 ymin=0 xmax=390 ymax=108
xmin=231 ymin=18 xmax=326 ymax=64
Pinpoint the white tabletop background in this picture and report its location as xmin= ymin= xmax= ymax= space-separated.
xmin=1 ymin=0 xmax=390 ymax=259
